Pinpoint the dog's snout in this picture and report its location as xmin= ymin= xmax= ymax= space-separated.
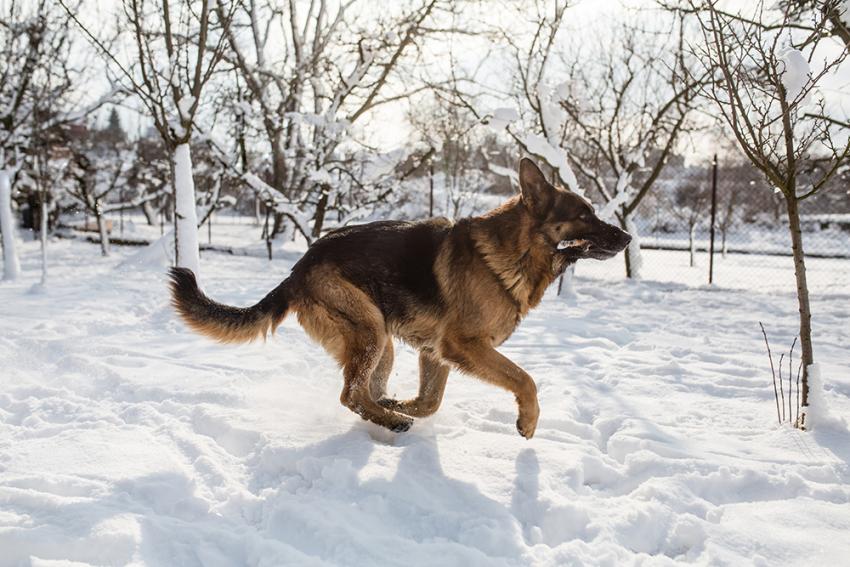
xmin=622 ymin=232 xmax=632 ymax=246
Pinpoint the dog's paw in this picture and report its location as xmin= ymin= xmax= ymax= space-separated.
xmin=377 ymin=397 xmax=401 ymax=410
xmin=516 ymin=418 xmax=536 ymax=439
xmin=390 ymin=417 xmax=413 ymax=433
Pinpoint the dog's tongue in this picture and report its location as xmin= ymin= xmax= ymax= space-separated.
xmin=557 ymin=239 xmax=589 ymax=250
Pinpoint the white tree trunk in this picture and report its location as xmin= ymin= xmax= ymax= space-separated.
xmin=0 ymin=170 xmax=21 ymax=281
xmin=624 ymin=215 xmax=643 ymax=280
xmin=173 ymin=143 xmax=200 ymax=277
xmin=95 ymin=202 xmax=110 ymax=257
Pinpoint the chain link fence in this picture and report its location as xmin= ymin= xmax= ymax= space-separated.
xmin=578 ymin=164 xmax=850 ymax=295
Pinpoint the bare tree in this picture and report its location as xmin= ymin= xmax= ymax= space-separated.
xmin=408 ymin=92 xmax=490 ymax=218
xmin=685 ymin=0 xmax=850 ymax=428
xmin=451 ymin=2 xmax=702 ymax=279
xmin=673 ymin=179 xmax=710 ymax=266
xmin=216 ymin=0 xmax=440 ymax=241
xmin=2 ymin=0 xmax=115 ymax=284
xmin=61 ymin=0 xmax=236 ymax=278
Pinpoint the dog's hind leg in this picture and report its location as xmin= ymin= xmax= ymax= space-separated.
xmin=297 ymin=269 xmax=412 ymax=433
xmin=340 ymin=330 xmax=412 ymax=433
xmin=379 ymin=351 xmax=449 ymax=418
xmin=369 ymin=337 xmax=394 ymax=402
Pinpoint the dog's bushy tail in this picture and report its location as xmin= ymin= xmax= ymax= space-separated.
xmin=168 ymin=267 xmax=291 ymax=344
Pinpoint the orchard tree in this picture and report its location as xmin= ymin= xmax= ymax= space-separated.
xmin=449 ymin=1 xmax=703 ymax=279
xmin=2 ymin=0 xmax=116 ymax=284
xmin=684 ymin=0 xmax=850 ymax=428
xmin=217 ymin=0 xmax=441 ymax=241
xmin=61 ymin=0 xmax=237 ymax=278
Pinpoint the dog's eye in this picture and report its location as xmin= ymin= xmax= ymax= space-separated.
xmin=578 ymin=213 xmax=588 ymax=221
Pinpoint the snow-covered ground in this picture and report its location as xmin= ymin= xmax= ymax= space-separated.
xmin=2 ymin=232 xmax=849 ymax=566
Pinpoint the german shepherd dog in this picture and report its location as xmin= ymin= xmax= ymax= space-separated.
xmin=169 ymin=158 xmax=630 ymax=438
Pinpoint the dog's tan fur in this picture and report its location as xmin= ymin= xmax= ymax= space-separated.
xmin=169 ymin=158 xmax=631 ymax=437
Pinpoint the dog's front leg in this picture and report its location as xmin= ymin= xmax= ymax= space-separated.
xmin=440 ymin=337 xmax=539 ymax=439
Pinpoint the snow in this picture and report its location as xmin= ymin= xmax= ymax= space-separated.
xmin=177 ymin=96 xmax=195 ymax=120
xmin=488 ymin=163 xmax=519 ymax=186
xmin=173 ymin=143 xmax=201 ymax=277
xmin=523 ymin=134 xmax=580 ymax=193
xmin=803 ymin=364 xmax=846 ymax=432
xmin=841 ymin=0 xmax=850 ymax=27
xmin=488 ymin=107 xmax=519 ymax=130
xmin=2 ymin=234 xmax=849 ymax=566
xmin=308 ymin=168 xmax=334 ymax=185
xmin=0 ymin=169 xmax=21 ymax=280
xmin=779 ymin=49 xmax=811 ymax=104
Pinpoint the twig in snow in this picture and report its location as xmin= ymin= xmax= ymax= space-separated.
xmin=788 ymin=338 xmax=796 ymax=425
xmin=778 ymin=353 xmax=786 ymax=422
xmin=759 ymin=322 xmax=782 ymax=425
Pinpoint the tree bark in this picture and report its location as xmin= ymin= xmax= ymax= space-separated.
xmin=689 ymin=224 xmax=696 ymax=267
xmin=142 ymin=200 xmax=156 ymax=226
xmin=558 ymin=264 xmax=577 ymax=300
xmin=784 ymin=195 xmax=812 ymax=415
xmin=39 ymin=188 xmax=48 ymax=286
xmin=311 ymin=188 xmax=329 ymax=239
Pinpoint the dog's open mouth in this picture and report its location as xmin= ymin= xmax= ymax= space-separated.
xmin=557 ymin=238 xmax=623 ymax=260
xmin=557 ymin=238 xmax=590 ymax=251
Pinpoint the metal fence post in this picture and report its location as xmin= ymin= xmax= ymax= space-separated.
xmin=708 ymin=154 xmax=718 ymax=285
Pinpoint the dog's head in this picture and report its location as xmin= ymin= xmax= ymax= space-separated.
xmin=518 ymin=157 xmax=631 ymax=261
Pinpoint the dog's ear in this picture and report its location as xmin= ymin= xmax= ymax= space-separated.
xmin=519 ymin=157 xmax=554 ymax=216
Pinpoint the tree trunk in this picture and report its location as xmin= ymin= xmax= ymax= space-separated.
xmin=0 ymin=170 xmax=21 ymax=281
xmin=558 ymin=264 xmax=577 ymax=300
xmin=142 ymin=200 xmax=156 ymax=226
xmin=94 ymin=201 xmax=110 ymax=257
xmin=785 ymin=195 xmax=813 ymax=424
xmin=271 ymin=129 xmax=287 ymax=197
xmin=39 ymin=189 xmax=48 ymax=287
xmin=311 ymin=188 xmax=329 ymax=239
xmin=721 ymin=230 xmax=727 ymax=258
xmin=429 ymin=160 xmax=434 ymax=218
xmin=271 ymin=212 xmax=286 ymax=238
xmin=619 ymin=212 xmax=642 ymax=279
xmin=689 ymin=224 xmax=696 ymax=267
xmin=172 ymin=143 xmax=201 ymax=277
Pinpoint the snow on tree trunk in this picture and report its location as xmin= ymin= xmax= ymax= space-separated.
xmin=798 ymin=364 xmax=845 ymax=431
xmin=0 ymin=170 xmax=21 ymax=281
xmin=173 ymin=143 xmax=200 ymax=277
xmin=557 ymin=264 xmax=577 ymax=301
xmin=689 ymin=225 xmax=697 ymax=267
xmin=624 ymin=215 xmax=643 ymax=280
xmin=95 ymin=202 xmax=110 ymax=257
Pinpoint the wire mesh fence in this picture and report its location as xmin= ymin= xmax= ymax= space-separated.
xmin=578 ymin=164 xmax=850 ymax=295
